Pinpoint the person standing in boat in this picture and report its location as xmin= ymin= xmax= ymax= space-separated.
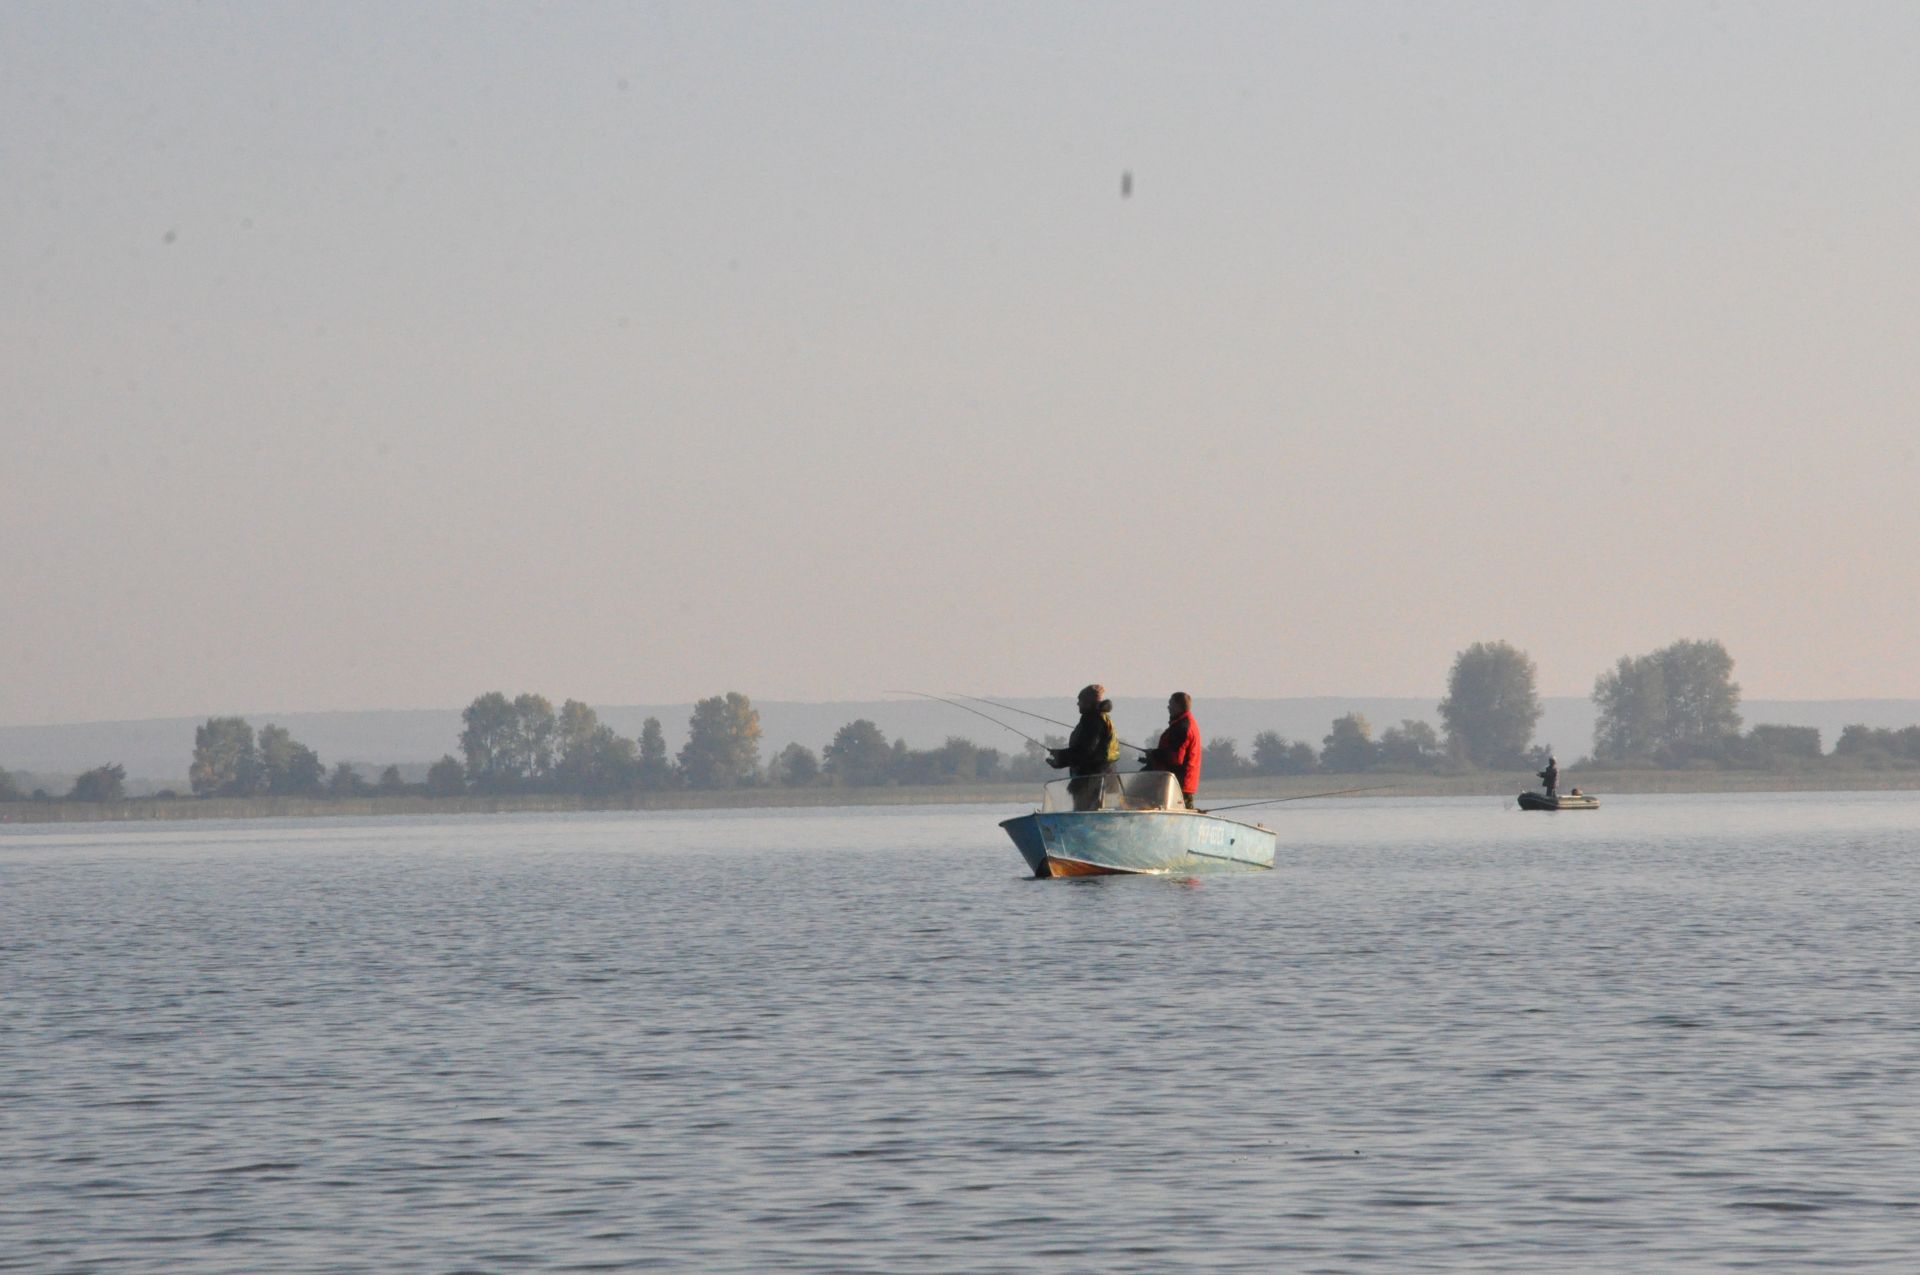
xmin=1047 ymin=683 xmax=1119 ymax=810
xmin=1143 ymin=691 xmax=1204 ymax=810
xmin=1538 ymin=754 xmax=1559 ymax=799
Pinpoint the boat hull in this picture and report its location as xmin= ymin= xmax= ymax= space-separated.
xmin=1001 ymin=810 xmax=1275 ymax=877
xmin=1517 ymin=791 xmax=1599 ymax=811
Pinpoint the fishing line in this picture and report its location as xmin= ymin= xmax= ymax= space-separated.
xmin=1204 ymin=784 xmax=1399 ymax=813
xmin=885 ymin=691 xmax=1051 ymax=749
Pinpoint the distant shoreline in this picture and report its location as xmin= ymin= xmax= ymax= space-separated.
xmin=5 ymin=768 xmax=1919 ymax=826
xmin=10 ymin=695 xmax=1920 ymax=800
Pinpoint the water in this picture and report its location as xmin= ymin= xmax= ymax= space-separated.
xmin=4 ymin=792 xmax=1919 ymax=1272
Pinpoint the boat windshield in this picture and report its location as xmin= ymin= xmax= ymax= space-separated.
xmin=1040 ymin=771 xmax=1183 ymax=813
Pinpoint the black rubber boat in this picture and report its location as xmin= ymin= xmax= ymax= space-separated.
xmin=1518 ymin=791 xmax=1599 ymax=811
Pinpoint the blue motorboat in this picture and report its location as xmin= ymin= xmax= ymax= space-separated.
xmin=1000 ymin=772 xmax=1276 ymax=877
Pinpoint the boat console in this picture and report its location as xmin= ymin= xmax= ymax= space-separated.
xmin=1040 ymin=771 xmax=1185 ymax=813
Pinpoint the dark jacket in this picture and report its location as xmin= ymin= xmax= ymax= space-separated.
xmin=1146 ymin=711 xmax=1203 ymax=795
xmin=1054 ymin=702 xmax=1118 ymax=776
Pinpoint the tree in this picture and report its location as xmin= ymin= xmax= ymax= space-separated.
xmin=458 ymin=691 xmax=562 ymax=791
xmin=0 ymin=768 xmax=21 ymax=801
xmin=931 ymin=737 xmax=998 ymax=783
xmin=1378 ymin=719 xmax=1442 ymax=771
xmin=427 ymin=754 xmax=466 ymax=796
xmin=378 ymin=765 xmax=406 ymax=793
xmin=678 ymin=692 xmax=762 ymax=789
xmin=1593 ymin=639 xmax=1742 ymax=764
xmin=1207 ymin=737 xmax=1251 ymax=779
xmin=68 ymin=763 xmax=126 ymax=802
xmin=1657 ymin=639 xmax=1742 ymax=746
xmin=1252 ymin=731 xmax=1317 ymax=775
xmin=591 ymin=733 xmax=643 ymax=793
xmin=823 ymin=719 xmax=892 ymax=786
xmin=887 ymin=737 xmax=934 ymax=785
xmin=554 ymin=700 xmax=604 ymax=787
xmin=1321 ymin=713 xmax=1378 ymax=773
xmin=882 ymin=736 xmax=1006 ymax=786
xmin=553 ymin=700 xmax=640 ymax=794
xmin=1592 ymin=655 xmax=1667 ymax=763
xmin=259 ymin=724 xmax=325 ymax=796
xmin=1738 ymin=724 xmax=1822 ymax=768
xmin=1438 ymin=642 xmax=1542 ymax=767
xmin=603 ymin=733 xmax=644 ymax=791
xmin=460 ymin=692 xmax=518 ymax=790
xmin=191 ymin=716 xmax=262 ymax=797
xmin=329 ymin=762 xmax=368 ymax=797
xmin=1834 ymin=724 xmax=1883 ymax=757
xmin=1008 ymin=737 xmax=1062 ymax=783
xmin=507 ymin=693 xmax=558 ymax=786
xmin=636 ymin=717 xmax=674 ymax=790
xmin=1833 ymin=724 xmax=1920 ymax=765
xmin=768 ymin=742 xmax=820 ymax=787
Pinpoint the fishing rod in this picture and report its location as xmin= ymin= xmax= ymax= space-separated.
xmin=1204 ymin=784 xmax=1400 ymax=813
xmin=951 ymin=692 xmax=1152 ymax=756
xmin=886 ymin=690 xmax=1053 ymax=749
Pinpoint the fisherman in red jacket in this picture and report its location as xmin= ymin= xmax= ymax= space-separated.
xmin=1143 ymin=691 xmax=1203 ymax=809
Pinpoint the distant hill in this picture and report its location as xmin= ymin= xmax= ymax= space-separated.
xmin=6 ymin=697 xmax=1919 ymax=788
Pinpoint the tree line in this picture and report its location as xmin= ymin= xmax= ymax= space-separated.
xmin=1584 ymin=638 xmax=1920 ymax=770
xmin=1439 ymin=636 xmax=1920 ymax=772
xmin=0 ymin=691 xmax=1504 ymax=802
xmin=6 ymin=644 xmax=1920 ymax=804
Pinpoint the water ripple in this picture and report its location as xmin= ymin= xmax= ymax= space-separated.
xmin=4 ymin=794 xmax=1920 ymax=1271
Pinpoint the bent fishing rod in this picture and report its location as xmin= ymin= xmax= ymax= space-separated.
xmin=1204 ymin=784 xmax=1400 ymax=813
xmin=946 ymin=692 xmax=1152 ymax=756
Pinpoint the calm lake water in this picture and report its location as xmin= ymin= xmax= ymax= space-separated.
xmin=4 ymin=792 xmax=1919 ymax=1272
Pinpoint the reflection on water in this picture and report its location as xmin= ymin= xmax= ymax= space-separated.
xmin=4 ymin=794 xmax=1919 ymax=1271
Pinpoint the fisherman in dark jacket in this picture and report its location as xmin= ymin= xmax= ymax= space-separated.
xmin=1048 ymin=683 xmax=1119 ymax=810
xmin=1538 ymin=755 xmax=1558 ymax=799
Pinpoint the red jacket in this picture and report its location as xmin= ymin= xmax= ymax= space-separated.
xmin=1151 ymin=712 xmax=1202 ymax=795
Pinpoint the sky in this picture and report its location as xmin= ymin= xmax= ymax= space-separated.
xmin=4 ymin=1 xmax=1918 ymax=726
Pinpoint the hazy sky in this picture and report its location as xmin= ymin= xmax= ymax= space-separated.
xmin=5 ymin=1 xmax=1918 ymax=726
